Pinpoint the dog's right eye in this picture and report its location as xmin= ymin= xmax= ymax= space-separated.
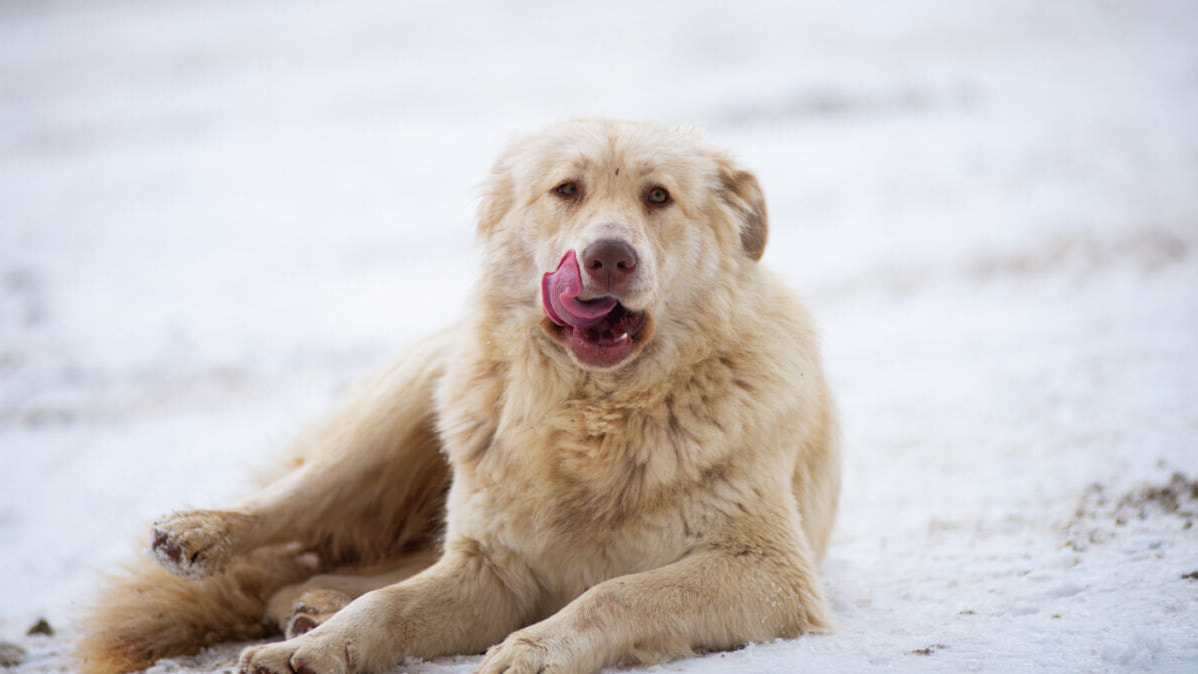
xmin=554 ymin=182 xmax=581 ymax=200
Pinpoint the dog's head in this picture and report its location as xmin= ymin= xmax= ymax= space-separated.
xmin=475 ymin=118 xmax=768 ymax=372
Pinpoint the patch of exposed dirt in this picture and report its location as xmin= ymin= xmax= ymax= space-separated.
xmin=0 ymin=641 xmax=26 ymax=667
xmin=25 ymin=619 xmax=53 ymax=637
xmin=1065 ymin=471 xmax=1198 ymax=550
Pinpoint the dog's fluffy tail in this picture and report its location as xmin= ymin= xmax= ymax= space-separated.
xmin=75 ymin=545 xmax=316 ymax=674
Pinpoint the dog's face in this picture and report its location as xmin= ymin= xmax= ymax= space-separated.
xmin=476 ymin=119 xmax=768 ymax=372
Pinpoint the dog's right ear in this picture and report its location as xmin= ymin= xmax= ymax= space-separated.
xmin=476 ymin=161 xmax=513 ymax=237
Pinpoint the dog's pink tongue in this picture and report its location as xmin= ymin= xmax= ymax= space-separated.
xmin=542 ymin=251 xmax=617 ymax=329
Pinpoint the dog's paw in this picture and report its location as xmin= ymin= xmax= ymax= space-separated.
xmin=477 ymin=629 xmax=576 ymax=674
xmin=150 ymin=509 xmax=255 ymax=578
xmin=238 ymin=632 xmax=359 ymax=674
xmin=286 ymin=589 xmax=352 ymax=638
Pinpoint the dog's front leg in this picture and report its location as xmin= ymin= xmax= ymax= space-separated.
xmin=477 ymin=540 xmax=831 ymax=674
xmin=238 ymin=537 xmax=539 ymax=674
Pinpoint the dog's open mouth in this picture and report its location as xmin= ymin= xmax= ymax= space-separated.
xmin=541 ymin=251 xmax=652 ymax=369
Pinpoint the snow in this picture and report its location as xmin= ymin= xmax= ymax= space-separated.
xmin=2 ymin=0 xmax=1197 ymax=672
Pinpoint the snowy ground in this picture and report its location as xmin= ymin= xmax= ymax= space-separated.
xmin=2 ymin=0 xmax=1197 ymax=672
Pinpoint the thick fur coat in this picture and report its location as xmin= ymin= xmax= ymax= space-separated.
xmin=77 ymin=118 xmax=840 ymax=674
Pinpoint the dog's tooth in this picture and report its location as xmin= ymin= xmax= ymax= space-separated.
xmin=615 ymin=333 xmax=630 ymax=343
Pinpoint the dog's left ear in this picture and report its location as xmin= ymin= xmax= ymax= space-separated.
xmin=717 ymin=156 xmax=769 ymax=261
xmin=476 ymin=161 xmax=513 ymax=237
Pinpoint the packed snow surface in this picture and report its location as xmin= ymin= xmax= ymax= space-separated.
xmin=2 ymin=1 xmax=1197 ymax=672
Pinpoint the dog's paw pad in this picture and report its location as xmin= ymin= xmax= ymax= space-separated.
xmin=284 ymin=589 xmax=351 ymax=638
xmin=150 ymin=509 xmax=253 ymax=578
xmin=287 ymin=613 xmax=320 ymax=637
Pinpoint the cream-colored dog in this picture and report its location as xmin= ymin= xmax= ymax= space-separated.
xmin=79 ymin=118 xmax=840 ymax=674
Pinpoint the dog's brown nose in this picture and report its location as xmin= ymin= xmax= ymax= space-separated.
xmin=582 ymin=240 xmax=637 ymax=294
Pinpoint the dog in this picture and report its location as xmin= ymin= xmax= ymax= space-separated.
xmin=78 ymin=118 xmax=841 ymax=674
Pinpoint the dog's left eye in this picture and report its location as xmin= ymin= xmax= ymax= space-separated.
xmin=554 ymin=182 xmax=581 ymax=199
xmin=646 ymin=186 xmax=671 ymax=205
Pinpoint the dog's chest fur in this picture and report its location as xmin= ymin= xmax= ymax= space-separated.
xmin=440 ymin=347 xmax=777 ymax=599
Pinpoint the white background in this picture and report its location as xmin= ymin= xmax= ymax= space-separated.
xmin=1 ymin=1 xmax=1196 ymax=671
